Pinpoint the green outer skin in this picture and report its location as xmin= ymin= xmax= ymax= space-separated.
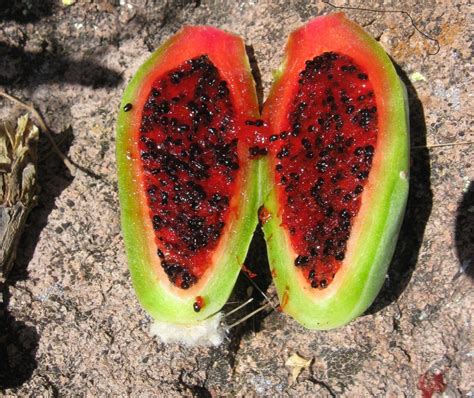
xmin=116 ymin=28 xmax=260 ymax=325
xmin=261 ymin=16 xmax=410 ymax=330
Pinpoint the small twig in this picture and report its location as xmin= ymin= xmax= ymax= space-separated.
xmin=225 ymin=302 xmax=273 ymax=331
xmin=0 ymin=91 xmax=76 ymax=176
xmin=322 ymin=1 xmax=441 ymax=55
xmin=411 ymin=141 xmax=474 ymax=150
xmin=222 ymin=297 xmax=254 ymax=318
xmin=308 ymin=377 xmax=337 ymax=398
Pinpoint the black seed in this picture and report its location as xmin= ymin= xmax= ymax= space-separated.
xmin=324 ymin=206 xmax=334 ymax=217
xmin=365 ymin=145 xmax=374 ymax=156
xmin=354 ymin=185 xmax=364 ymax=195
xmin=346 ymin=105 xmax=355 ymax=114
xmin=356 ymin=108 xmax=375 ymax=128
xmin=147 ymin=185 xmax=158 ymax=196
xmin=319 ymin=149 xmax=329 ymax=158
xmin=218 ymin=81 xmax=229 ymax=96
xmin=269 ymin=134 xmax=279 ymax=142
xmin=193 ymin=302 xmax=201 ymax=312
xmin=320 ymin=279 xmax=328 ymax=288
xmin=123 ymin=103 xmax=132 ymax=112
xmin=310 ymin=177 xmax=324 ymax=197
xmin=255 ymin=119 xmax=264 ymax=127
xmin=295 ymin=255 xmax=309 ymax=266
xmin=170 ymin=71 xmax=182 ymax=84
xmin=317 ymin=161 xmax=328 ymax=173
xmin=141 ymin=151 xmax=151 ymax=160
xmin=280 ymin=131 xmax=288 ymax=139
xmin=308 ymin=125 xmax=316 ymax=132
xmin=358 ymin=73 xmax=368 ymax=80
xmin=157 ymin=249 xmax=165 ymax=259
xmin=343 ymin=193 xmax=352 ymax=202
xmin=160 ymin=101 xmax=171 ymax=114
xmin=290 ymin=173 xmax=299 ymax=181
xmin=152 ymin=215 xmax=162 ymax=230
xmin=249 ymin=146 xmax=260 ymax=156
xmin=340 ymin=209 xmax=351 ymax=219
xmin=302 ymin=138 xmax=312 ymax=150
xmin=277 ymin=147 xmax=290 ymax=159
xmin=341 ymin=65 xmax=356 ymax=72
xmin=335 ymin=252 xmax=345 ymax=261
xmin=306 ymin=151 xmax=314 ymax=159
xmin=309 ymin=269 xmax=315 ymax=279
xmin=357 ymin=171 xmax=369 ymax=180
xmin=311 ymin=280 xmax=318 ymax=288
xmin=276 ymin=164 xmax=283 ymax=172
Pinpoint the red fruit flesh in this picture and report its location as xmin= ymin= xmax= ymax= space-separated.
xmin=270 ymin=52 xmax=378 ymax=289
xmin=137 ymin=55 xmax=240 ymax=289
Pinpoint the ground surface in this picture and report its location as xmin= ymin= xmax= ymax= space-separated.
xmin=1 ymin=0 xmax=473 ymax=396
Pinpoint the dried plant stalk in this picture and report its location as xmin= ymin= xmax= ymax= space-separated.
xmin=0 ymin=115 xmax=39 ymax=281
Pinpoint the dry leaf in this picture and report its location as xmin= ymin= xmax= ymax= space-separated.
xmin=0 ymin=115 xmax=39 ymax=280
xmin=285 ymin=353 xmax=312 ymax=383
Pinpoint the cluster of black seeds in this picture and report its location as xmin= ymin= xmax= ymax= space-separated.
xmin=272 ymin=51 xmax=378 ymax=288
xmin=138 ymin=55 xmax=239 ymax=288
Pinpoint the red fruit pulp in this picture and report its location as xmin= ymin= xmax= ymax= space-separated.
xmin=137 ymin=55 xmax=240 ymax=289
xmin=270 ymin=52 xmax=378 ymax=289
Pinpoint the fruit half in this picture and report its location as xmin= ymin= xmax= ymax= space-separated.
xmin=261 ymin=13 xmax=409 ymax=329
xmin=116 ymin=26 xmax=261 ymax=345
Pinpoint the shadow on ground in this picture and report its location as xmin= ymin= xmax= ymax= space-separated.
xmin=0 ymin=1 xmax=124 ymax=382
xmin=0 ymin=287 xmax=40 ymax=390
xmin=0 ymin=0 xmax=55 ymax=24
xmin=455 ymin=181 xmax=474 ymax=279
xmin=0 ymin=42 xmax=123 ymax=90
xmin=0 ymin=122 xmax=74 ymax=390
xmin=366 ymin=62 xmax=433 ymax=315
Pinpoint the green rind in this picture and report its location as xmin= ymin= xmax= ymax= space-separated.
xmin=262 ymin=16 xmax=409 ymax=330
xmin=116 ymin=28 xmax=260 ymax=325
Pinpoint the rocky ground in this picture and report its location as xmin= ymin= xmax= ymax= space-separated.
xmin=0 ymin=0 xmax=472 ymax=396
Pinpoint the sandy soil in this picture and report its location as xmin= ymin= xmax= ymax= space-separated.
xmin=1 ymin=0 xmax=473 ymax=396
